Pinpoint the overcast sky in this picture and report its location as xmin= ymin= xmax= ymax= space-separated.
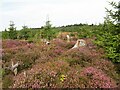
xmin=0 ymin=0 xmax=118 ymax=31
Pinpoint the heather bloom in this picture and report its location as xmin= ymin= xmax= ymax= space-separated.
xmin=2 ymin=39 xmax=119 ymax=88
xmin=80 ymin=67 xmax=117 ymax=88
xmin=2 ymin=40 xmax=27 ymax=49
xmin=31 ymin=80 xmax=41 ymax=88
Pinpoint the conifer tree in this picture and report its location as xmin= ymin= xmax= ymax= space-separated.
xmin=8 ymin=21 xmax=17 ymax=39
xmin=96 ymin=1 xmax=120 ymax=63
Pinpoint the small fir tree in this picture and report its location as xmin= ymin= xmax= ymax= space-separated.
xmin=8 ymin=21 xmax=17 ymax=39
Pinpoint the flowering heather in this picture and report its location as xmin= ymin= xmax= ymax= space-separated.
xmin=92 ymin=59 xmax=120 ymax=83
xmin=12 ymin=60 xmax=70 ymax=88
xmin=2 ymin=40 xmax=27 ymax=49
xmin=80 ymin=67 xmax=117 ymax=88
xmin=2 ymin=38 xmax=120 ymax=88
xmin=51 ymin=38 xmax=75 ymax=49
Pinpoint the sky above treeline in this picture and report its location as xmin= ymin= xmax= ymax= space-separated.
xmin=0 ymin=0 xmax=118 ymax=31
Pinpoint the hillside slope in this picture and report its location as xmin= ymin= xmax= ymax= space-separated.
xmin=2 ymin=38 xmax=120 ymax=88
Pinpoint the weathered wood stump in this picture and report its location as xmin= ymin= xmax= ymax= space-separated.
xmin=66 ymin=35 xmax=70 ymax=42
xmin=72 ymin=39 xmax=86 ymax=49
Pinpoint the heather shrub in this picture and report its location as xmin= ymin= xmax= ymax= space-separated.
xmin=30 ymin=61 xmax=86 ymax=88
xmin=62 ymin=68 xmax=88 ymax=88
xmin=32 ymin=62 xmax=88 ymax=88
xmin=2 ymin=68 xmax=13 ymax=77
xmin=2 ymin=40 xmax=27 ymax=49
xmin=64 ymin=41 xmax=75 ymax=49
xmin=45 ymin=45 xmax=64 ymax=58
xmin=2 ymin=52 xmax=13 ymax=63
xmin=2 ymin=37 xmax=120 ymax=88
xmin=51 ymin=39 xmax=75 ymax=50
xmin=34 ymin=71 xmax=60 ymax=88
xmin=15 ymin=60 xmax=70 ymax=88
xmin=3 ymin=75 xmax=13 ymax=88
xmin=42 ymin=40 xmax=72 ymax=58
xmin=67 ymin=58 xmax=90 ymax=67
xmin=52 ymin=39 xmax=67 ymax=48
xmin=15 ymin=52 xmax=40 ymax=70
xmin=61 ymin=48 xmax=94 ymax=67
xmin=67 ymin=47 xmax=101 ymax=60
xmin=22 ymin=58 xmax=33 ymax=69
xmin=92 ymin=59 xmax=120 ymax=84
xmin=2 ymin=42 xmax=40 ymax=72
xmin=44 ymin=60 xmax=70 ymax=75
xmin=80 ymin=67 xmax=117 ymax=88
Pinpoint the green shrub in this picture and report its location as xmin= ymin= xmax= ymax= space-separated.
xmin=28 ymin=39 xmax=34 ymax=43
xmin=95 ymin=23 xmax=120 ymax=63
xmin=3 ymin=75 xmax=13 ymax=88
